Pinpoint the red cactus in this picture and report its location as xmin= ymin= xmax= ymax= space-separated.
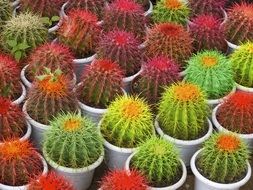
xmin=100 ymin=170 xmax=148 ymax=190
xmin=97 ymin=30 xmax=143 ymax=76
xmin=189 ymin=14 xmax=227 ymax=52
xmin=103 ymin=0 xmax=146 ymax=40
xmin=217 ymin=92 xmax=253 ymax=134
xmin=0 ymin=140 xmax=43 ymax=186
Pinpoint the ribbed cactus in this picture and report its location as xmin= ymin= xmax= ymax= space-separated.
xmin=145 ymin=23 xmax=193 ymax=67
xmin=43 ymin=113 xmax=103 ymax=168
xmin=0 ymin=140 xmax=44 ymax=186
xmin=28 ymin=172 xmax=74 ymax=190
xmin=158 ymin=82 xmax=209 ymax=140
xmin=100 ymin=170 xmax=148 ymax=190
xmin=185 ymin=50 xmax=234 ymax=99
xmin=27 ymin=43 xmax=74 ymax=82
xmin=189 ymin=15 xmax=227 ymax=52
xmin=131 ymin=137 xmax=181 ymax=187
xmin=96 ymin=30 xmax=143 ymax=77
xmin=0 ymin=0 xmax=12 ymax=27
xmin=224 ymin=3 xmax=253 ymax=44
xmin=230 ymin=42 xmax=253 ymax=88
xmin=217 ymin=92 xmax=253 ymax=134
xmin=100 ymin=96 xmax=154 ymax=148
xmin=199 ymin=133 xmax=249 ymax=183
xmin=26 ymin=68 xmax=79 ymax=125
xmin=103 ymin=0 xmax=146 ymax=40
xmin=132 ymin=56 xmax=180 ymax=106
xmin=77 ymin=59 xmax=124 ymax=109
xmin=58 ymin=10 xmax=101 ymax=58
xmin=152 ymin=0 xmax=190 ymax=25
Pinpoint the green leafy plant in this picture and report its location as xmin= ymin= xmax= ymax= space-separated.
xmin=43 ymin=113 xmax=103 ymax=168
xmin=158 ymin=82 xmax=209 ymax=140
xmin=6 ymin=39 xmax=30 ymax=61
xmin=40 ymin=16 xmax=60 ymax=27
xmin=100 ymin=96 xmax=154 ymax=148
xmin=0 ymin=0 xmax=12 ymax=27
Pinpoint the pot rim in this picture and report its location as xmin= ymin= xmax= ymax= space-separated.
xmin=12 ymin=82 xmax=26 ymax=105
xmin=236 ymin=83 xmax=253 ymax=93
xmin=207 ymin=85 xmax=236 ymax=105
xmin=123 ymin=69 xmax=143 ymax=83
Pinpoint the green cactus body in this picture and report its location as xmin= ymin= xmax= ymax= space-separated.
xmin=152 ymin=0 xmax=190 ymax=25
xmin=198 ymin=133 xmax=250 ymax=183
xmin=158 ymin=82 xmax=209 ymax=140
xmin=100 ymin=96 xmax=154 ymax=148
xmin=43 ymin=113 xmax=103 ymax=168
xmin=0 ymin=0 xmax=12 ymax=27
xmin=185 ymin=50 xmax=234 ymax=99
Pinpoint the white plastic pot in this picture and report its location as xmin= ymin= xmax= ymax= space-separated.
xmin=125 ymin=152 xmax=187 ymax=190
xmin=191 ymin=149 xmax=251 ymax=190
xmin=226 ymin=40 xmax=240 ymax=54
xmin=44 ymin=151 xmax=104 ymax=190
xmin=144 ymin=1 xmax=153 ymax=17
xmin=155 ymin=116 xmax=213 ymax=166
xmin=123 ymin=69 xmax=142 ymax=93
xmin=12 ymin=83 xmax=26 ymax=105
xmin=11 ymin=0 xmax=20 ymax=7
xmin=236 ymin=83 xmax=253 ymax=93
xmin=212 ymin=104 xmax=253 ymax=149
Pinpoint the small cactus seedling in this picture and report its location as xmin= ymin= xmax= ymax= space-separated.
xmin=0 ymin=0 xmax=12 ymax=27
xmin=198 ymin=133 xmax=249 ymax=183
xmin=185 ymin=50 xmax=234 ymax=99
xmin=158 ymin=82 xmax=209 ymax=140
xmin=100 ymin=96 xmax=154 ymax=148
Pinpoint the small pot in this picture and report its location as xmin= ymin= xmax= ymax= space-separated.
xmin=11 ymin=0 xmax=20 ymax=7
xmin=125 ymin=152 xmax=187 ymax=190
xmin=235 ymin=83 xmax=253 ymax=93
xmin=226 ymin=40 xmax=240 ymax=54
xmin=155 ymin=116 xmax=213 ymax=166
xmin=191 ymin=149 xmax=251 ymax=190
xmin=212 ymin=104 xmax=253 ymax=149
xmin=12 ymin=82 xmax=26 ymax=105
xmin=144 ymin=0 xmax=153 ymax=17
xmin=123 ymin=69 xmax=142 ymax=93
xmin=44 ymin=150 xmax=104 ymax=190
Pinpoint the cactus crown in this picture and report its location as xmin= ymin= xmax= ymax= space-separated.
xmin=199 ymin=133 xmax=249 ymax=183
xmin=131 ymin=137 xmax=181 ymax=187
xmin=101 ymin=96 xmax=154 ymax=148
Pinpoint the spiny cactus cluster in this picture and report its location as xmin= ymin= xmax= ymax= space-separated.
xmin=58 ymin=10 xmax=101 ymax=58
xmin=26 ymin=69 xmax=79 ymax=125
xmin=97 ymin=30 xmax=143 ymax=77
xmin=77 ymin=59 xmax=124 ymax=109
xmin=131 ymin=137 xmax=181 ymax=187
xmin=152 ymin=0 xmax=190 ymax=25
xmin=158 ymin=82 xmax=209 ymax=140
xmin=185 ymin=50 xmax=234 ymax=99
xmin=100 ymin=96 xmax=154 ymax=148
xmin=198 ymin=133 xmax=249 ymax=183
xmin=189 ymin=14 xmax=227 ymax=52
xmin=0 ymin=140 xmax=43 ymax=186
xmin=43 ymin=113 xmax=103 ymax=168
xmin=0 ymin=0 xmax=12 ymax=27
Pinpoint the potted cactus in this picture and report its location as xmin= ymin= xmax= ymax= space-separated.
xmin=152 ymin=0 xmax=190 ymax=25
xmin=21 ymin=43 xmax=75 ymax=88
xmin=0 ymin=0 xmax=12 ymax=28
xmin=76 ymin=59 xmax=124 ymax=124
xmin=43 ymin=112 xmax=104 ymax=190
xmin=185 ymin=50 xmax=235 ymax=107
xmin=99 ymin=95 xmax=154 ymax=169
xmin=191 ymin=133 xmax=251 ymax=190
xmin=0 ymin=140 xmax=48 ymax=190
xmin=96 ymin=30 xmax=143 ymax=92
xmin=125 ymin=137 xmax=187 ymax=189
xmin=156 ymin=82 xmax=212 ymax=166
xmin=134 ymin=0 xmax=153 ymax=14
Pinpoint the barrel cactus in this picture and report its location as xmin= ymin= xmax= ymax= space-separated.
xmin=0 ymin=0 xmax=12 ymax=27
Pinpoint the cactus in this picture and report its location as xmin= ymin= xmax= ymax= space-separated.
xmin=96 ymin=30 xmax=143 ymax=77
xmin=152 ymin=0 xmax=190 ymax=25
xmin=224 ymin=3 xmax=253 ymax=44
xmin=77 ymin=59 xmax=124 ymax=109
xmin=216 ymin=92 xmax=253 ymax=134
xmin=198 ymin=133 xmax=249 ymax=183
xmin=131 ymin=137 xmax=181 ymax=187
xmin=189 ymin=14 xmax=227 ymax=52
xmin=103 ymin=0 xmax=146 ymax=40
xmin=134 ymin=0 xmax=149 ymax=9
xmin=158 ymin=82 xmax=209 ymax=140
xmin=185 ymin=50 xmax=234 ymax=99
xmin=0 ymin=97 xmax=27 ymax=141
xmin=27 ymin=43 xmax=74 ymax=82
xmin=0 ymin=140 xmax=44 ymax=186
xmin=26 ymin=68 xmax=79 ymax=125
xmin=43 ymin=113 xmax=103 ymax=168
xmin=100 ymin=170 xmax=148 ymax=190
xmin=132 ymin=55 xmax=180 ymax=107
xmin=0 ymin=0 xmax=12 ymax=27
xmin=229 ymin=42 xmax=253 ymax=87
xmin=58 ymin=10 xmax=101 ymax=58
xmin=145 ymin=23 xmax=193 ymax=67
xmin=100 ymin=96 xmax=154 ymax=148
